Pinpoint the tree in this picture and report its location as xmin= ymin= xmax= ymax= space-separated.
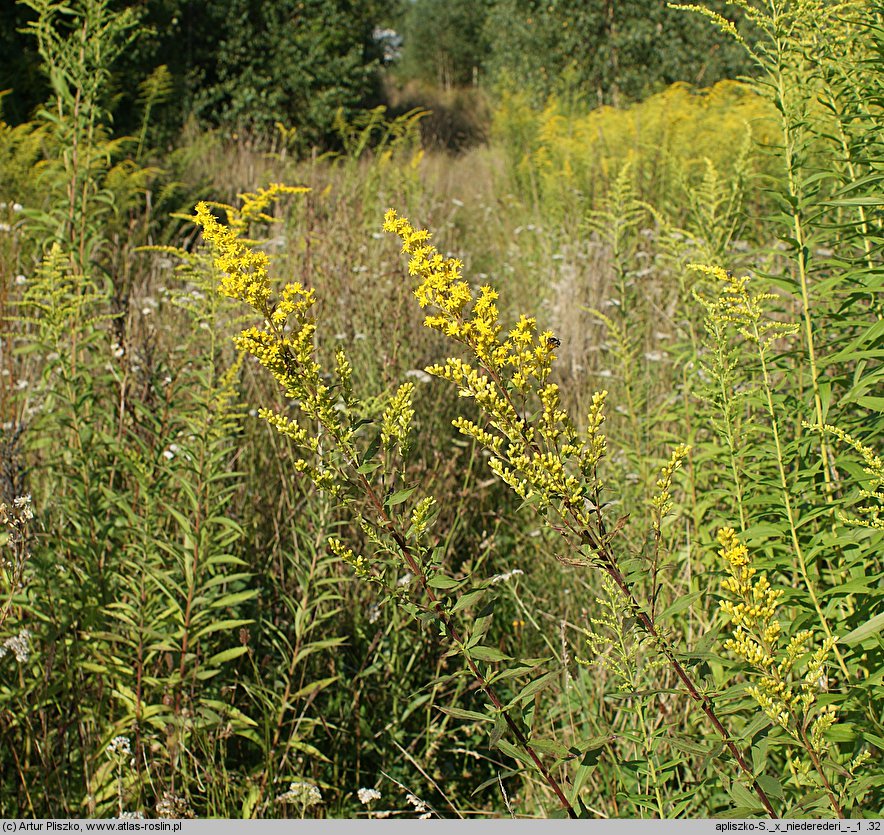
xmin=397 ymin=0 xmax=493 ymax=89
xmin=484 ymin=0 xmax=758 ymax=106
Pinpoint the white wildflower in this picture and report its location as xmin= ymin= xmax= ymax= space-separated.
xmin=357 ymin=788 xmax=381 ymax=805
xmin=404 ymin=369 xmax=432 ymax=384
xmin=13 ymin=495 xmax=33 ymax=521
xmin=489 ymin=569 xmax=524 ymax=585
xmin=277 ymin=781 xmax=322 ymax=808
xmin=106 ymin=736 xmax=132 ymax=758
xmin=156 ymin=791 xmax=193 ymax=818
xmin=0 ymin=628 xmax=32 ymax=662
xmin=406 ymin=793 xmax=428 ymax=813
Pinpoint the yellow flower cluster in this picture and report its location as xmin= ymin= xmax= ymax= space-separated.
xmin=717 ymin=528 xmax=837 ymax=739
xmin=381 ymin=382 xmax=416 ymax=454
xmin=718 ymin=528 xmax=783 ymax=666
xmin=650 ymin=444 xmax=691 ymax=533
xmin=383 ymin=209 xmax=558 ymax=384
xmin=692 ymin=264 xmax=799 ymax=347
xmin=328 ymin=537 xmax=369 ymax=577
xmin=384 ymin=210 xmax=625 ymax=542
xmin=820 ymin=423 xmax=883 ymax=530
xmin=194 ymin=191 xmax=355 ymax=498
xmin=579 ymin=390 xmax=609 ymax=485
xmin=409 ymin=496 xmax=437 ymax=541
xmin=195 ymin=202 xmax=272 ymax=311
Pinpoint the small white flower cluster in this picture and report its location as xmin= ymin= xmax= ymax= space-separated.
xmin=277 ymin=781 xmax=322 ymax=808
xmin=12 ymin=495 xmax=33 ymax=521
xmin=156 ymin=790 xmax=193 ymax=818
xmin=106 ymin=735 xmax=132 ymax=758
xmin=0 ymin=628 xmax=31 ymax=662
xmin=357 ymin=787 xmax=381 ymax=805
xmin=406 ymin=793 xmax=432 ymax=819
xmin=118 ymin=811 xmax=145 ymax=820
xmin=489 ymin=569 xmax=524 ymax=585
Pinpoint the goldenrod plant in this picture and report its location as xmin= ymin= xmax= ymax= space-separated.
xmin=195 ymin=193 xmax=582 ymax=817
xmin=198 ymin=195 xmax=807 ymax=816
xmin=717 ymin=528 xmax=871 ymax=816
xmin=2 ymin=0 xmax=880 ymax=819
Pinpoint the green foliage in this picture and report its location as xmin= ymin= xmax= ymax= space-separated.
xmin=484 ymin=0 xmax=758 ymax=106
xmin=396 ymin=0 xmax=493 ymax=89
xmin=187 ymin=0 xmax=385 ymax=146
xmin=1 ymin=0 xmax=881 ymax=821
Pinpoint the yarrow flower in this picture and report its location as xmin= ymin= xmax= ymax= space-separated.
xmin=406 ymin=793 xmax=428 ymax=813
xmin=0 ymin=628 xmax=31 ymax=662
xmin=106 ymin=736 xmax=132 ymax=758
xmin=357 ymin=787 xmax=381 ymax=805
xmin=277 ymin=781 xmax=322 ymax=808
xmin=12 ymin=495 xmax=33 ymax=521
xmin=156 ymin=791 xmax=194 ymax=819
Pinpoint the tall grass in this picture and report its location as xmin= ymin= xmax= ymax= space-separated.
xmin=0 ymin=0 xmax=880 ymax=819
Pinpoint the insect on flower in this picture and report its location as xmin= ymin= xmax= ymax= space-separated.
xmin=547 ymin=336 xmax=562 ymax=349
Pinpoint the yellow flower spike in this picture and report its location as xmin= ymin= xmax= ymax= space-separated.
xmin=381 ymin=382 xmax=416 ymax=454
xmin=718 ymin=527 xmax=840 ymax=767
xmin=195 ymin=201 xmax=273 ymax=312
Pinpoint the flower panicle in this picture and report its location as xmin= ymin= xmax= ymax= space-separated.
xmin=383 ymin=209 xmax=558 ymax=381
xmin=716 ymin=528 xmax=839 ymax=745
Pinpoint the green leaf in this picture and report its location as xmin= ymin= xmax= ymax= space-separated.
xmin=512 ymin=670 xmax=559 ymax=707
xmin=427 ymin=574 xmax=459 ymax=590
xmin=438 ymin=707 xmax=492 ymax=723
xmin=727 ymin=782 xmax=763 ymax=812
xmin=451 ymin=587 xmax=486 ymax=612
xmin=840 ymin=612 xmax=884 ymax=646
xmin=756 ymin=773 xmax=784 ymax=801
xmin=385 ymin=486 xmax=416 ymax=508
xmin=658 ymin=590 xmax=703 ymax=621
xmin=496 ymin=739 xmax=532 ymax=766
xmin=469 ymin=645 xmax=510 ymax=662
xmin=207 ymin=646 xmax=250 ymax=665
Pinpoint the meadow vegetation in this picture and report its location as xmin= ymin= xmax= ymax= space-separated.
xmin=0 ymin=0 xmax=881 ymax=820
